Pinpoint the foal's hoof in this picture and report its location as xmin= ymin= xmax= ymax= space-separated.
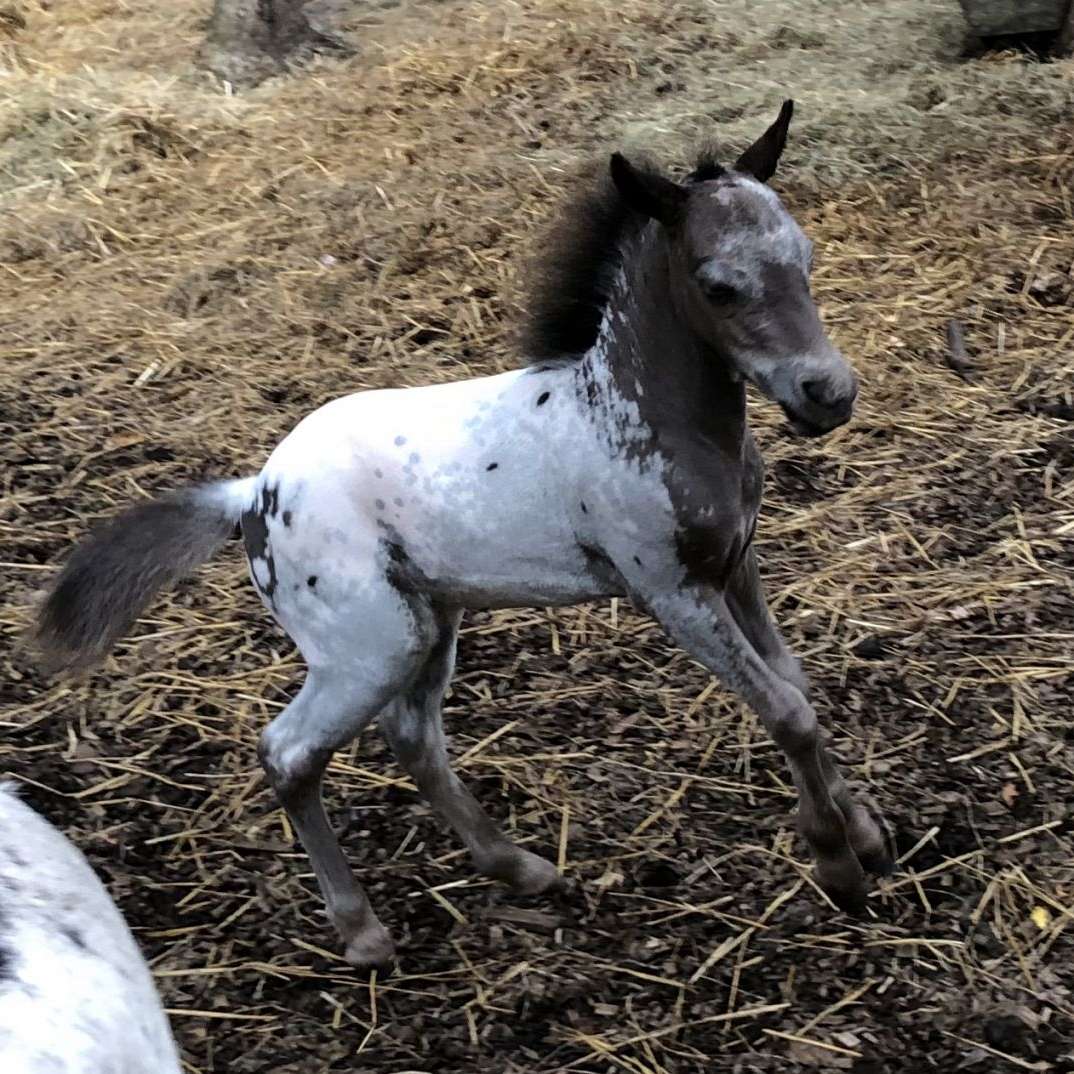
xmin=857 ymin=844 xmax=895 ymax=878
xmin=511 ymin=852 xmax=563 ymax=896
xmin=824 ymin=881 xmax=869 ymax=917
xmin=342 ymin=924 xmax=396 ymax=971
xmin=479 ymin=846 xmax=562 ymax=896
xmin=840 ymin=788 xmax=896 ymax=880
xmin=816 ymin=861 xmax=868 ymax=916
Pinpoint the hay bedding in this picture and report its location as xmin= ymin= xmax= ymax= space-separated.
xmin=1 ymin=0 xmax=1073 ymax=1069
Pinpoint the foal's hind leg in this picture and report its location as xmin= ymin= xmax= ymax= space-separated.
xmin=260 ymin=671 xmax=413 ymax=968
xmin=257 ymin=588 xmax=437 ymax=968
xmin=379 ymin=608 xmax=560 ymax=895
xmin=726 ymin=548 xmax=891 ymax=875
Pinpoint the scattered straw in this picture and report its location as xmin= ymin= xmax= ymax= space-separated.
xmin=2 ymin=0 xmax=1072 ymax=1070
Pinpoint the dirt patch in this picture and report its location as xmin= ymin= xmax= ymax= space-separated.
xmin=1 ymin=1 xmax=1073 ymax=1071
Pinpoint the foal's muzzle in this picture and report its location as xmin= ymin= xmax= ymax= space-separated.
xmin=782 ymin=372 xmax=858 ymax=438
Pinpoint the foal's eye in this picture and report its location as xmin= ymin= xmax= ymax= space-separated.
xmin=703 ymin=281 xmax=739 ymax=304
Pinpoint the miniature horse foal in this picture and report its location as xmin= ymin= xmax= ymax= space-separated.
xmin=37 ymin=102 xmax=891 ymax=967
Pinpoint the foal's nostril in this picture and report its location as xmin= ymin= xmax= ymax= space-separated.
xmin=801 ymin=380 xmax=828 ymax=407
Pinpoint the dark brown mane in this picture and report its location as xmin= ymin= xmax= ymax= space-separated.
xmin=520 ymin=161 xmax=646 ymax=363
xmin=689 ymin=143 xmax=725 ymax=183
xmin=520 ymin=149 xmax=724 ymax=364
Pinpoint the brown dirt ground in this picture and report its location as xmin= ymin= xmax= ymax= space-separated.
xmin=2 ymin=1 xmax=1074 ymax=1071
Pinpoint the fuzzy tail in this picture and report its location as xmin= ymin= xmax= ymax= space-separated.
xmin=34 ymin=477 xmax=257 ymax=674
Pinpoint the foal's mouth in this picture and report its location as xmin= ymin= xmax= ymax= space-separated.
xmin=780 ymin=403 xmax=852 ymax=439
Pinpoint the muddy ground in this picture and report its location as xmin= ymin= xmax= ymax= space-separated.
xmin=1 ymin=0 xmax=1073 ymax=1071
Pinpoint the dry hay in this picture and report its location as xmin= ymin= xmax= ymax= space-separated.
xmin=1 ymin=0 xmax=1073 ymax=1071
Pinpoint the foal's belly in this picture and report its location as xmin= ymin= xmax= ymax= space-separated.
xmin=419 ymin=561 xmax=617 ymax=610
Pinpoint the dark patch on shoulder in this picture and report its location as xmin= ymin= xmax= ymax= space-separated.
xmin=656 ymin=423 xmax=763 ymax=590
xmin=307 ymin=575 xmax=318 ymax=588
xmin=486 ymin=462 xmax=499 ymax=472
xmin=282 ymin=510 xmax=292 ymax=527
xmin=579 ymin=501 xmax=588 ymax=513
xmin=674 ymin=524 xmax=739 ymax=589
xmin=536 ymin=391 xmax=550 ymax=406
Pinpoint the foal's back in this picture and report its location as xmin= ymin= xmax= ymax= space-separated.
xmin=0 ymin=786 xmax=180 ymax=1074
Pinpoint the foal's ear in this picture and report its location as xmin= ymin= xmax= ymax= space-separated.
xmin=610 ymin=153 xmax=687 ymax=226
xmin=734 ymin=99 xmax=794 ymax=183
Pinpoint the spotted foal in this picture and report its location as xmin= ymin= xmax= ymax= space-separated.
xmin=0 ymin=784 xmax=181 ymax=1071
xmin=37 ymin=102 xmax=891 ymax=968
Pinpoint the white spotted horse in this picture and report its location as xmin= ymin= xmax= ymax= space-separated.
xmin=0 ymin=784 xmax=181 ymax=1072
xmin=36 ymin=101 xmax=892 ymax=968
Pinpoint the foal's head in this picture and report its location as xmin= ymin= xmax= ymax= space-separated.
xmin=611 ymin=101 xmax=857 ymax=437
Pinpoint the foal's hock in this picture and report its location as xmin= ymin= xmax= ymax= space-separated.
xmin=36 ymin=102 xmax=892 ymax=968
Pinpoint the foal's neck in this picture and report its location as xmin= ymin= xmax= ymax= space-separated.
xmin=579 ymin=225 xmax=747 ymax=454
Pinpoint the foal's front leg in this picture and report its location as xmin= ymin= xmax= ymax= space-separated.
xmin=644 ymin=581 xmax=872 ymax=912
xmin=726 ymin=549 xmax=891 ymax=876
xmin=725 ymin=547 xmax=810 ymax=698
